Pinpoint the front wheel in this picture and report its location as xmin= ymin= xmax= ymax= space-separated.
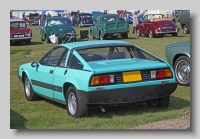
xmin=45 ymin=35 xmax=50 ymax=43
xmin=90 ymin=30 xmax=95 ymax=39
xmin=147 ymin=96 xmax=170 ymax=108
xmin=24 ymin=75 xmax=40 ymax=101
xmin=174 ymin=56 xmax=190 ymax=86
xmin=66 ymin=86 xmax=88 ymax=118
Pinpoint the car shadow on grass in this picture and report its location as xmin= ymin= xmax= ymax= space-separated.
xmin=88 ymin=95 xmax=190 ymax=118
xmin=10 ymin=42 xmax=44 ymax=46
xmin=40 ymin=95 xmax=190 ymax=119
xmin=10 ymin=109 xmax=27 ymax=129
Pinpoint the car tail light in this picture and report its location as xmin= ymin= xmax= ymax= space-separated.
xmin=150 ymin=69 xmax=172 ymax=79
xmin=91 ymin=75 xmax=114 ymax=86
xmin=176 ymin=27 xmax=179 ymax=31
xmin=29 ymin=29 xmax=32 ymax=34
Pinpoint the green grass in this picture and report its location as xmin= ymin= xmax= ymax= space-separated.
xmin=10 ymin=24 xmax=190 ymax=129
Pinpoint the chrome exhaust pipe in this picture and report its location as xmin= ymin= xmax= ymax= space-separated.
xmin=100 ymin=106 xmax=106 ymax=113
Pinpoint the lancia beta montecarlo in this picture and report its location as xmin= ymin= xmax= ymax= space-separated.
xmin=18 ymin=40 xmax=178 ymax=118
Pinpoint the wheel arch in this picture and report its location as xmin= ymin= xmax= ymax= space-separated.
xmin=62 ymin=80 xmax=80 ymax=100
xmin=173 ymin=54 xmax=189 ymax=67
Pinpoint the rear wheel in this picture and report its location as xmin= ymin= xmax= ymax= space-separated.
xmin=147 ymin=96 xmax=170 ymax=108
xmin=148 ymin=29 xmax=154 ymax=38
xmin=45 ymin=34 xmax=50 ymax=43
xmin=172 ymin=33 xmax=178 ymax=36
xmin=122 ymin=32 xmax=128 ymax=39
xmin=136 ymin=28 xmax=141 ymax=36
xmin=183 ymin=25 xmax=189 ymax=34
xmin=66 ymin=86 xmax=88 ymax=118
xmin=26 ymin=40 xmax=31 ymax=44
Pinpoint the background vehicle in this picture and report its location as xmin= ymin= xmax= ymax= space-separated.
xmin=165 ymin=41 xmax=190 ymax=86
xmin=77 ymin=13 xmax=94 ymax=27
xmin=10 ymin=19 xmax=32 ymax=44
xmin=180 ymin=17 xmax=190 ymax=34
xmin=90 ymin=14 xmax=129 ymax=40
xmin=28 ymin=13 xmax=39 ymax=26
xmin=136 ymin=14 xmax=179 ymax=38
xmin=40 ymin=17 xmax=76 ymax=43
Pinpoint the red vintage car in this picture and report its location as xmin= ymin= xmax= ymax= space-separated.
xmin=10 ymin=19 xmax=32 ymax=44
xmin=135 ymin=14 xmax=179 ymax=38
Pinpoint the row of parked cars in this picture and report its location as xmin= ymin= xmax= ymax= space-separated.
xmin=12 ymin=10 xmax=190 ymax=118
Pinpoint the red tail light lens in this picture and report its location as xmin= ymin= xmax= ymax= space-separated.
xmin=151 ymin=69 xmax=172 ymax=79
xmin=99 ymin=75 xmax=110 ymax=84
xmin=156 ymin=70 xmax=165 ymax=78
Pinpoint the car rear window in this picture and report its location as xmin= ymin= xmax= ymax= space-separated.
xmin=76 ymin=46 xmax=160 ymax=62
xmin=10 ymin=21 xmax=26 ymax=28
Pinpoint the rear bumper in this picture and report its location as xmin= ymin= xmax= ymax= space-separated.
xmin=155 ymin=30 xmax=179 ymax=34
xmin=10 ymin=37 xmax=32 ymax=41
xmin=79 ymin=83 xmax=178 ymax=105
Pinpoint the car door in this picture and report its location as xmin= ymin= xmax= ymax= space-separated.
xmin=52 ymin=49 xmax=70 ymax=102
xmin=32 ymin=46 xmax=66 ymax=98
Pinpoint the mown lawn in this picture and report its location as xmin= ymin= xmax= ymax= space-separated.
xmin=10 ymin=24 xmax=190 ymax=129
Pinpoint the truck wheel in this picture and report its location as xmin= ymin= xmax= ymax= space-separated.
xmin=99 ymin=32 xmax=105 ymax=40
xmin=66 ymin=86 xmax=88 ymax=118
xmin=183 ymin=25 xmax=189 ymax=34
xmin=90 ymin=30 xmax=95 ymax=39
xmin=122 ymin=32 xmax=128 ymax=39
xmin=148 ymin=29 xmax=154 ymax=38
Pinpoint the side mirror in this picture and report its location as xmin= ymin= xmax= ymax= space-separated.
xmin=31 ymin=62 xmax=39 ymax=67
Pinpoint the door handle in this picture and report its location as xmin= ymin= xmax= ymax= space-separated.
xmin=49 ymin=70 xmax=54 ymax=74
xmin=64 ymin=70 xmax=68 ymax=75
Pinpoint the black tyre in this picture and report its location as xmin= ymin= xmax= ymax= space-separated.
xmin=174 ymin=56 xmax=190 ymax=86
xmin=99 ymin=32 xmax=105 ymax=40
xmin=122 ymin=32 xmax=128 ymax=39
xmin=172 ymin=33 xmax=178 ymax=36
xmin=136 ymin=28 xmax=141 ymax=37
xmin=45 ymin=35 xmax=50 ymax=43
xmin=66 ymin=86 xmax=88 ymax=118
xmin=148 ymin=29 xmax=154 ymax=38
xmin=183 ymin=25 xmax=189 ymax=34
xmin=26 ymin=40 xmax=31 ymax=44
xmin=90 ymin=30 xmax=95 ymax=39
xmin=147 ymin=96 xmax=170 ymax=108
xmin=24 ymin=75 xmax=40 ymax=101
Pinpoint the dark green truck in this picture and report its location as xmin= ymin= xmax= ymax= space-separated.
xmin=90 ymin=14 xmax=129 ymax=40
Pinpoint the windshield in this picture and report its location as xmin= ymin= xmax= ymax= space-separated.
xmin=76 ymin=46 xmax=160 ymax=62
xmin=10 ymin=21 xmax=26 ymax=28
xmin=47 ymin=19 xmax=72 ymax=26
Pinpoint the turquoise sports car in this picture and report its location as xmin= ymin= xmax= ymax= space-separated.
xmin=18 ymin=40 xmax=178 ymax=118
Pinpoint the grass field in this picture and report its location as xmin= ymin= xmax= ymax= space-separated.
xmin=10 ymin=24 xmax=190 ymax=129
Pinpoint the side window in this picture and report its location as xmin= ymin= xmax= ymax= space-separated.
xmin=68 ymin=54 xmax=83 ymax=69
xmin=59 ymin=51 xmax=68 ymax=67
xmin=46 ymin=47 xmax=66 ymax=66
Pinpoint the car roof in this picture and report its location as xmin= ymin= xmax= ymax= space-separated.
xmin=10 ymin=19 xmax=25 ymax=22
xmin=58 ymin=40 xmax=131 ymax=50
